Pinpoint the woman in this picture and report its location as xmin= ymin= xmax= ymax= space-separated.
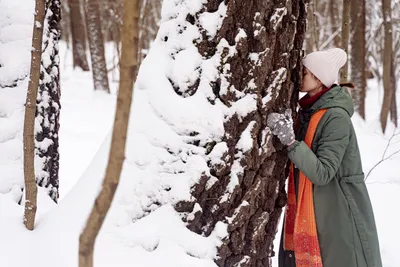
xmin=267 ymin=48 xmax=382 ymax=267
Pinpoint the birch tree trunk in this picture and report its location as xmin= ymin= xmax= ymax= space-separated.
xmin=79 ymin=0 xmax=140 ymax=266
xmin=23 ymin=0 xmax=46 ymax=231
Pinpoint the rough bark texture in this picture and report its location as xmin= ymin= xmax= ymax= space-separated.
xmin=341 ymin=0 xmax=351 ymax=81
xmin=381 ymin=0 xmax=393 ymax=133
xmin=85 ymin=0 xmax=110 ymax=92
xmin=68 ymin=0 xmax=89 ymax=71
xmin=35 ymin=0 xmax=62 ymax=203
xmin=171 ymin=1 xmax=309 ymax=266
xmin=23 ymin=0 xmax=46 ymax=231
xmin=79 ymin=0 xmax=139 ymax=266
xmin=351 ymin=0 xmax=366 ymax=119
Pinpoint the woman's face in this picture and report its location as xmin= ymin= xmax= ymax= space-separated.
xmin=301 ymin=68 xmax=322 ymax=93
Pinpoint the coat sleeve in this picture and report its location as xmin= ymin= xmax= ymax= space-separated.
xmin=286 ymin=109 xmax=351 ymax=186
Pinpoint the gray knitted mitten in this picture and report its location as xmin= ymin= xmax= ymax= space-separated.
xmin=267 ymin=109 xmax=295 ymax=146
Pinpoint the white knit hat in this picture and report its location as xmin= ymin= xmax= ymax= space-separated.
xmin=302 ymin=48 xmax=347 ymax=88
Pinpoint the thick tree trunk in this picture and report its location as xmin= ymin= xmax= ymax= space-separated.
xmin=23 ymin=0 xmax=46 ymax=231
xmin=169 ymin=1 xmax=309 ymax=266
xmin=35 ymin=0 xmax=61 ymax=202
xmin=351 ymin=0 xmax=366 ymax=119
xmin=79 ymin=0 xmax=139 ymax=266
xmin=68 ymin=0 xmax=89 ymax=71
xmin=341 ymin=0 xmax=351 ymax=81
xmin=381 ymin=0 xmax=393 ymax=133
xmin=85 ymin=0 xmax=110 ymax=92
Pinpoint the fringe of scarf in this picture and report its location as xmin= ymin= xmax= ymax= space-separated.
xmin=283 ymin=108 xmax=327 ymax=267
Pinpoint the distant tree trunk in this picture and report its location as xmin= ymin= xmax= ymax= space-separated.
xmin=341 ymin=0 xmax=351 ymax=81
xmin=329 ymin=0 xmax=341 ymax=47
xmin=79 ymin=0 xmax=140 ymax=266
xmin=60 ymin=1 xmax=71 ymax=43
xmin=23 ymin=0 xmax=46 ymax=231
xmin=351 ymin=0 xmax=366 ymax=119
xmin=35 ymin=0 xmax=62 ymax=203
xmin=390 ymin=59 xmax=398 ymax=127
xmin=381 ymin=0 xmax=393 ymax=133
xmin=306 ymin=2 xmax=316 ymax=53
xmin=85 ymin=0 xmax=110 ymax=92
xmin=138 ymin=0 xmax=161 ymax=65
xmin=167 ymin=1 xmax=309 ymax=266
xmin=68 ymin=0 xmax=89 ymax=71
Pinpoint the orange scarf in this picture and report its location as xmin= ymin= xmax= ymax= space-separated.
xmin=283 ymin=109 xmax=327 ymax=267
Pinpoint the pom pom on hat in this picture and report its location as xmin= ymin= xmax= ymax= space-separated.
xmin=302 ymin=48 xmax=347 ymax=88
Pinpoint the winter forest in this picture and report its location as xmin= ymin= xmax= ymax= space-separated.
xmin=0 ymin=0 xmax=399 ymax=266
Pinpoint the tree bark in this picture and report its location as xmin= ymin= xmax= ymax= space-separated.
xmin=79 ymin=0 xmax=139 ymax=266
xmin=84 ymin=0 xmax=110 ymax=92
xmin=35 ymin=0 xmax=62 ymax=202
xmin=68 ymin=0 xmax=89 ymax=71
xmin=169 ymin=1 xmax=309 ymax=266
xmin=381 ymin=0 xmax=393 ymax=133
xmin=341 ymin=0 xmax=351 ymax=82
xmin=351 ymin=0 xmax=366 ymax=119
xmin=23 ymin=0 xmax=46 ymax=231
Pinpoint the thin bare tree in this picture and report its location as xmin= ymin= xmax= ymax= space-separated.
xmin=341 ymin=0 xmax=351 ymax=81
xmin=79 ymin=0 xmax=140 ymax=266
xmin=381 ymin=0 xmax=393 ymax=133
xmin=23 ymin=0 xmax=46 ymax=230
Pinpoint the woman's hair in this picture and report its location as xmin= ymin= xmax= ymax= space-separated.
xmin=338 ymin=82 xmax=355 ymax=89
xmin=337 ymin=82 xmax=356 ymax=96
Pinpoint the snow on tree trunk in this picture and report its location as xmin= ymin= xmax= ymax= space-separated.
xmin=144 ymin=0 xmax=309 ymax=266
xmin=85 ymin=0 xmax=110 ymax=93
xmin=68 ymin=0 xmax=90 ymax=71
xmin=35 ymin=0 xmax=61 ymax=203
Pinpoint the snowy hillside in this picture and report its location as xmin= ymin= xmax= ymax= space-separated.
xmin=0 ymin=0 xmax=399 ymax=267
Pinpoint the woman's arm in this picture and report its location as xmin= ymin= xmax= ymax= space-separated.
xmin=287 ymin=109 xmax=351 ymax=186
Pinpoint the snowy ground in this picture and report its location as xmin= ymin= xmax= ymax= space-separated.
xmin=0 ymin=3 xmax=399 ymax=266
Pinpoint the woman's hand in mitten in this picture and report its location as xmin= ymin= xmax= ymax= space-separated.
xmin=267 ymin=109 xmax=295 ymax=146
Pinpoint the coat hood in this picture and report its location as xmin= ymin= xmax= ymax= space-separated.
xmin=310 ymin=85 xmax=354 ymax=117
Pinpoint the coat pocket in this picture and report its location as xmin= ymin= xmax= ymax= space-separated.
xmin=340 ymin=176 xmax=375 ymax=267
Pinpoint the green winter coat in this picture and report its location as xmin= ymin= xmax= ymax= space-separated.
xmin=279 ymin=86 xmax=382 ymax=267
